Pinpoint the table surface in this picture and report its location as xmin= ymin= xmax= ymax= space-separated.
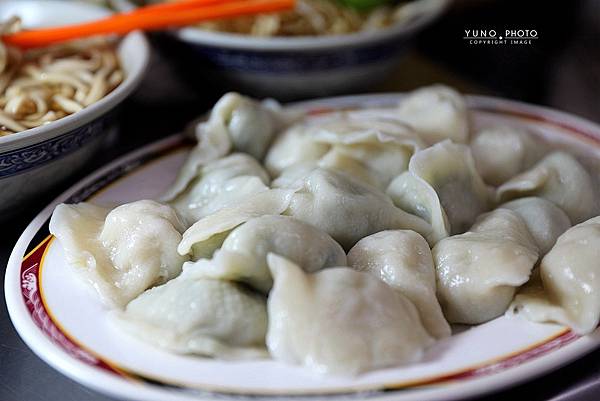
xmin=1 ymin=44 xmax=600 ymax=401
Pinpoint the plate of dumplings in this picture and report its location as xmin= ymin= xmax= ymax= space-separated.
xmin=6 ymin=85 xmax=600 ymax=401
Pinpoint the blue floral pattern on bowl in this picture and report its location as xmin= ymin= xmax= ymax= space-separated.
xmin=0 ymin=112 xmax=114 ymax=179
xmin=186 ymin=40 xmax=409 ymax=73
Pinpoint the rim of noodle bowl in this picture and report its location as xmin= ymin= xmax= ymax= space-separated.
xmin=175 ymin=0 xmax=450 ymax=51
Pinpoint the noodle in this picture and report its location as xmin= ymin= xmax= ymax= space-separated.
xmin=0 ymin=18 xmax=124 ymax=136
xmin=190 ymin=0 xmax=411 ymax=37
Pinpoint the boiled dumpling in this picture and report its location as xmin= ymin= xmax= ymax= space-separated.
xmin=265 ymin=112 xmax=424 ymax=189
xmin=387 ymin=140 xmax=493 ymax=243
xmin=197 ymin=92 xmax=288 ymax=160
xmin=169 ymin=153 xmax=270 ymax=225
xmin=280 ymin=167 xmax=431 ymax=249
xmin=163 ymin=93 xmax=291 ymax=200
xmin=177 ymin=188 xmax=297 ymax=259
xmin=471 ymin=125 xmax=546 ymax=186
xmin=112 ymin=263 xmax=267 ymax=358
xmin=312 ymin=121 xmax=424 ymax=189
xmin=266 ymin=254 xmax=434 ymax=375
xmin=187 ymin=215 xmax=346 ymax=293
xmin=160 ymin=127 xmax=231 ymax=202
xmin=499 ymin=197 xmax=571 ymax=255
xmin=49 ymin=200 xmax=189 ymax=307
xmin=433 ymin=209 xmax=539 ymax=324
xmin=396 ymin=84 xmax=469 ymax=145
xmin=508 ymin=216 xmax=600 ymax=334
xmin=272 ymin=158 xmax=387 ymax=193
xmin=347 ymin=230 xmax=451 ymax=339
xmin=264 ymin=110 xmax=421 ymax=177
xmin=497 ymin=151 xmax=597 ymax=224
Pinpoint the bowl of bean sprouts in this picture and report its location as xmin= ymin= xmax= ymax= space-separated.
xmin=0 ymin=0 xmax=149 ymax=218
xmin=156 ymin=0 xmax=448 ymax=99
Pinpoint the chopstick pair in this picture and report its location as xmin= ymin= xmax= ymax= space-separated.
xmin=2 ymin=0 xmax=296 ymax=49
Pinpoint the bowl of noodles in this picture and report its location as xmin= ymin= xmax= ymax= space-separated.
xmin=0 ymin=0 xmax=149 ymax=217
xmin=157 ymin=0 xmax=448 ymax=99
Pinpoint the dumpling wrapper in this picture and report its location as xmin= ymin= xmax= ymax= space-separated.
xmin=177 ymin=188 xmax=297 ymax=259
xmin=471 ymin=125 xmax=547 ymax=186
xmin=160 ymin=124 xmax=231 ymax=203
xmin=497 ymin=151 xmax=597 ymax=224
xmin=49 ymin=200 xmax=189 ymax=307
xmin=508 ymin=216 xmax=600 ymax=334
xmin=348 ymin=230 xmax=451 ymax=339
xmin=281 ymin=167 xmax=432 ymax=249
xmin=396 ymin=84 xmax=469 ymax=145
xmin=271 ymin=162 xmax=318 ymax=189
xmin=188 ymin=215 xmax=346 ymax=293
xmin=387 ymin=140 xmax=493 ymax=244
xmin=433 ymin=209 xmax=539 ymax=324
xmin=112 ymin=263 xmax=268 ymax=359
xmin=169 ymin=153 xmax=270 ymax=225
xmin=266 ymin=254 xmax=434 ymax=375
xmin=499 ymin=197 xmax=571 ymax=255
xmin=264 ymin=123 xmax=330 ymax=177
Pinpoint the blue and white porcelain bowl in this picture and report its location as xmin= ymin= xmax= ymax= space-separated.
xmin=169 ymin=0 xmax=449 ymax=99
xmin=0 ymin=1 xmax=150 ymax=218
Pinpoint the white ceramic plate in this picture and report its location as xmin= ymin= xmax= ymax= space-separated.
xmin=6 ymin=94 xmax=600 ymax=401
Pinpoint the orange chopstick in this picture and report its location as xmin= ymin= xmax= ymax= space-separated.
xmin=132 ymin=0 xmax=246 ymax=15
xmin=2 ymin=0 xmax=295 ymax=49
